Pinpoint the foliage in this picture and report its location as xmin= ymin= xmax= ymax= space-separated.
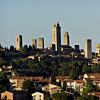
xmin=82 ymin=65 xmax=91 ymax=74
xmin=92 ymin=64 xmax=100 ymax=73
xmin=69 ymin=63 xmax=80 ymax=80
xmin=10 ymin=45 xmax=15 ymax=52
xmin=77 ymin=95 xmax=99 ymax=100
xmin=22 ymin=80 xmax=34 ymax=92
xmin=0 ymin=57 xmax=8 ymax=66
xmin=52 ymin=92 xmax=69 ymax=100
xmin=82 ymin=79 xmax=97 ymax=95
xmin=20 ymin=45 xmax=29 ymax=54
xmin=63 ymin=81 xmax=67 ymax=91
xmin=0 ymin=72 xmax=10 ymax=93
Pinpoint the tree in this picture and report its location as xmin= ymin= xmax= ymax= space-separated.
xmin=20 ymin=45 xmax=29 ymax=54
xmin=69 ymin=70 xmax=79 ymax=80
xmin=52 ymin=92 xmax=69 ymax=100
xmin=28 ymin=45 xmax=32 ymax=52
xmin=92 ymin=64 xmax=100 ymax=73
xmin=0 ymin=72 xmax=10 ymax=93
xmin=10 ymin=45 xmax=15 ymax=52
xmin=82 ymin=79 xmax=97 ymax=95
xmin=63 ymin=81 xmax=67 ymax=91
xmin=77 ymin=95 xmax=99 ymax=100
xmin=69 ymin=62 xmax=80 ymax=80
xmin=51 ymin=74 xmax=56 ymax=85
xmin=82 ymin=65 xmax=91 ymax=74
xmin=0 ymin=57 xmax=7 ymax=66
xmin=22 ymin=80 xmax=34 ymax=92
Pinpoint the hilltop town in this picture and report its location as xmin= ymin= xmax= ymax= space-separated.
xmin=0 ymin=23 xmax=100 ymax=100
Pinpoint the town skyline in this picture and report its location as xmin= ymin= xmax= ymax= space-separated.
xmin=0 ymin=0 xmax=100 ymax=51
xmin=0 ymin=22 xmax=99 ymax=53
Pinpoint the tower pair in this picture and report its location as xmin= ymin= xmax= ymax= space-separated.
xmin=51 ymin=22 xmax=69 ymax=52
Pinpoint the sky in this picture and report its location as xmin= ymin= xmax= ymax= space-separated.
xmin=0 ymin=0 xmax=100 ymax=52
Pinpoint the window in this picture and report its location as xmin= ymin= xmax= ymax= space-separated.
xmin=17 ymin=38 xmax=18 ymax=42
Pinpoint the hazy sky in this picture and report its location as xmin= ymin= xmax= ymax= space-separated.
xmin=0 ymin=0 xmax=100 ymax=51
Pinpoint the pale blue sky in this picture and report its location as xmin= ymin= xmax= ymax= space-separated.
xmin=0 ymin=0 xmax=100 ymax=51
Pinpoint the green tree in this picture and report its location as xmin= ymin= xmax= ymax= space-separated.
xmin=69 ymin=69 xmax=79 ymax=80
xmin=0 ymin=57 xmax=7 ymax=66
xmin=92 ymin=64 xmax=100 ymax=73
xmin=77 ymin=95 xmax=99 ymax=100
xmin=10 ymin=45 xmax=15 ymax=52
xmin=63 ymin=81 xmax=67 ymax=91
xmin=22 ymin=80 xmax=34 ymax=92
xmin=69 ymin=62 xmax=80 ymax=80
xmin=0 ymin=72 xmax=10 ymax=93
xmin=52 ymin=92 xmax=69 ymax=100
xmin=82 ymin=79 xmax=97 ymax=95
xmin=20 ymin=45 xmax=29 ymax=54
xmin=82 ymin=65 xmax=91 ymax=74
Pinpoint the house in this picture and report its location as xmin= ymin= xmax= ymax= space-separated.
xmin=88 ymin=92 xmax=100 ymax=99
xmin=1 ymin=91 xmax=31 ymax=100
xmin=74 ymin=80 xmax=85 ymax=93
xmin=55 ymin=76 xmax=69 ymax=86
xmin=55 ymin=76 xmax=69 ymax=83
xmin=42 ymin=84 xmax=62 ymax=95
xmin=84 ymin=73 xmax=100 ymax=79
xmin=32 ymin=92 xmax=44 ymax=100
xmin=62 ymin=79 xmax=74 ymax=89
xmin=92 ymin=57 xmax=100 ymax=64
xmin=83 ymin=73 xmax=100 ymax=89
xmin=92 ymin=92 xmax=100 ymax=99
xmin=10 ymin=76 xmax=43 ymax=90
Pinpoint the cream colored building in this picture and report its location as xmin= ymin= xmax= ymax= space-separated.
xmin=32 ymin=39 xmax=37 ymax=48
xmin=37 ymin=37 xmax=44 ymax=49
xmin=64 ymin=32 xmax=69 ymax=45
xmin=51 ymin=22 xmax=61 ymax=52
xmin=84 ymin=39 xmax=92 ymax=59
xmin=10 ymin=77 xmax=25 ymax=90
xmin=10 ymin=77 xmax=43 ymax=90
xmin=32 ymin=92 xmax=44 ymax=100
xmin=1 ymin=91 xmax=31 ymax=100
xmin=1 ymin=91 xmax=13 ymax=100
xmin=16 ymin=34 xmax=22 ymax=50
xmin=96 ymin=44 xmax=100 ymax=56
xmin=42 ymin=84 xmax=62 ymax=95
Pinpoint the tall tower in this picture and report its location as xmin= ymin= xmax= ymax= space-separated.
xmin=64 ymin=32 xmax=69 ymax=45
xmin=32 ymin=39 xmax=37 ymax=48
xmin=16 ymin=34 xmax=22 ymax=51
xmin=52 ymin=22 xmax=61 ymax=51
xmin=37 ymin=37 xmax=44 ymax=49
xmin=85 ymin=39 xmax=92 ymax=59
xmin=96 ymin=44 xmax=100 ymax=56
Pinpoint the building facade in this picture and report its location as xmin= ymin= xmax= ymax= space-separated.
xmin=64 ymin=32 xmax=69 ymax=45
xmin=32 ymin=39 xmax=37 ymax=48
xmin=96 ymin=44 xmax=100 ymax=56
xmin=37 ymin=37 xmax=44 ymax=49
xmin=51 ymin=22 xmax=61 ymax=52
xmin=16 ymin=34 xmax=22 ymax=51
xmin=85 ymin=39 xmax=92 ymax=59
xmin=32 ymin=92 xmax=44 ymax=100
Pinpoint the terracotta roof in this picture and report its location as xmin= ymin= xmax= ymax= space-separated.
xmin=35 ymin=79 xmax=51 ymax=83
xmin=11 ymin=76 xmax=43 ymax=80
xmin=93 ymin=92 xmax=100 ymax=98
xmin=75 ymin=80 xmax=85 ymax=84
xmin=55 ymin=76 xmax=69 ymax=79
xmin=90 ymin=78 xmax=100 ymax=81
xmin=64 ymin=79 xmax=74 ymax=82
xmin=88 ymin=73 xmax=100 ymax=77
